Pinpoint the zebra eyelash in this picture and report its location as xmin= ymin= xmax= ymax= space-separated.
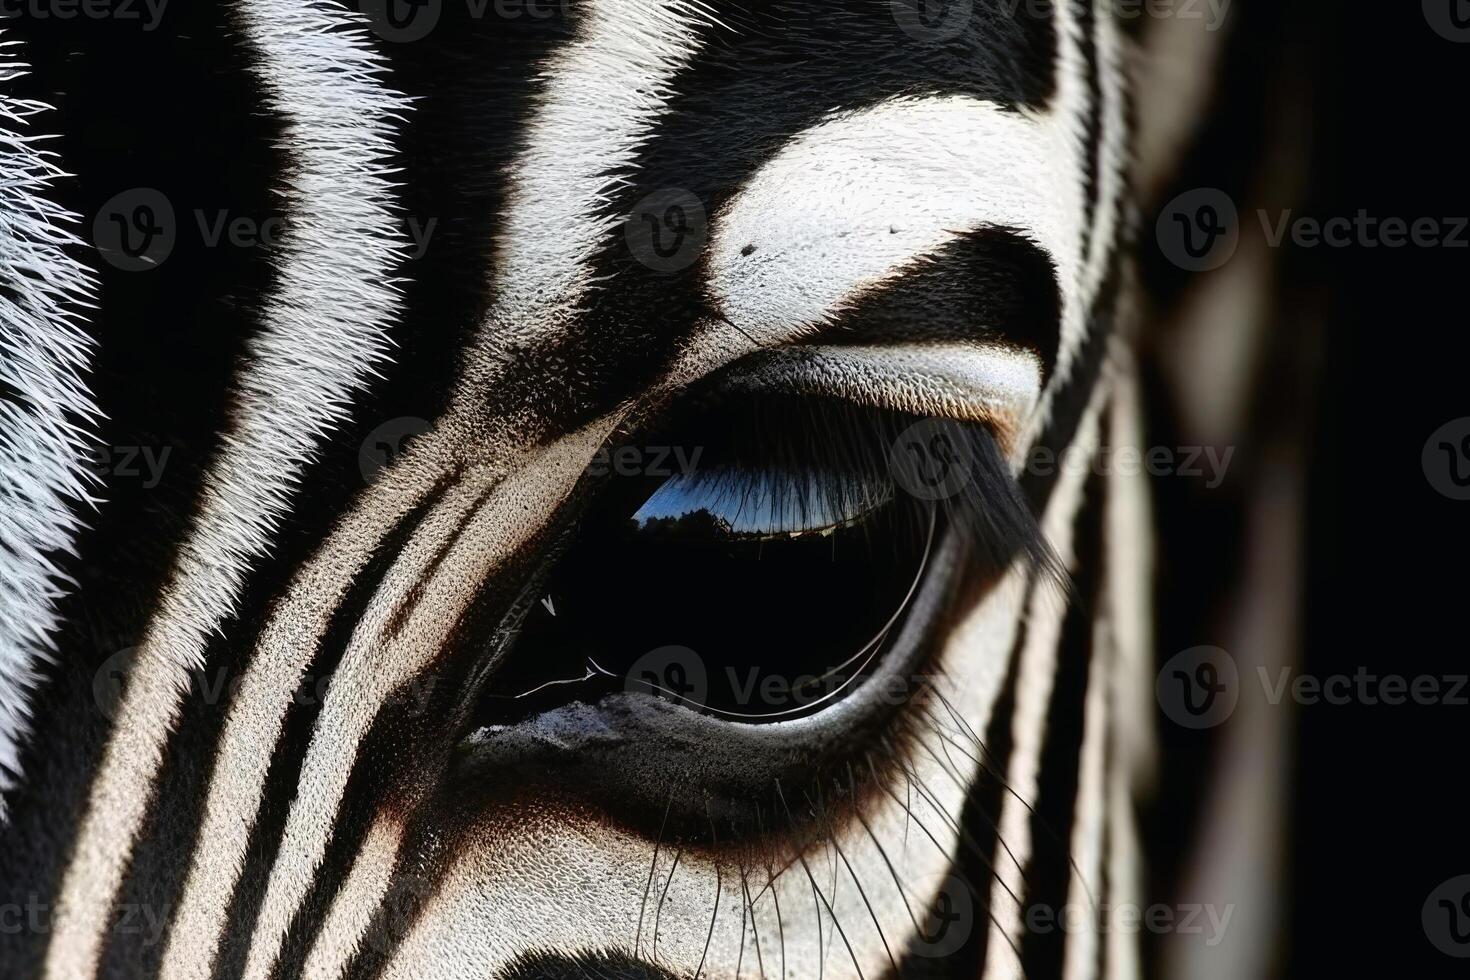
xmin=604 ymin=391 xmax=1064 ymax=586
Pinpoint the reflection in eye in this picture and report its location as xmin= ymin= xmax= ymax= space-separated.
xmin=632 ymin=469 xmax=894 ymax=535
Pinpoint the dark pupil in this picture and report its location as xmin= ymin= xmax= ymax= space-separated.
xmin=481 ymin=465 xmax=934 ymax=724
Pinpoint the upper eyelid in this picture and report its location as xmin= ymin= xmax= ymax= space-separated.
xmin=711 ymin=341 xmax=1043 ymax=457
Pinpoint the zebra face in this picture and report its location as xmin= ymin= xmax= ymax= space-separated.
xmin=1 ymin=1 xmax=1138 ymax=978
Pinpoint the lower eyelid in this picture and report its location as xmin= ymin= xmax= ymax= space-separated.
xmin=455 ymin=521 xmax=969 ymax=845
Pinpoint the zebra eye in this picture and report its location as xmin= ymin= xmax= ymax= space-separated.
xmin=480 ymin=398 xmax=934 ymax=724
xmin=477 ymin=395 xmax=1021 ymax=728
xmin=463 ymin=392 xmax=1049 ymax=839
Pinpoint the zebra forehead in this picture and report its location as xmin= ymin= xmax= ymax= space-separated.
xmin=450 ymin=0 xmax=1095 ymax=438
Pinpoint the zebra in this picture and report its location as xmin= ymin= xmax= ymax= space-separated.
xmin=0 ymin=0 xmax=1272 ymax=977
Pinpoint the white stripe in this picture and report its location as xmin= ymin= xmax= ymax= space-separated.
xmin=1063 ymin=345 xmax=1143 ymax=980
xmin=1102 ymin=349 xmax=1151 ymax=980
xmin=1105 ymin=736 xmax=1146 ymax=980
xmin=1062 ymin=604 xmax=1111 ymax=980
xmin=0 ymin=37 xmax=100 ymax=823
xmin=1082 ymin=4 xmax=1128 ymax=303
xmin=719 ymin=343 xmax=1043 ymax=455
xmin=1132 ymin=8 xmax=1231 ymax=200
xmin=707 ymin=91 xmax=1086 ymax=348
xmin=454 ymin=0 xmax=719 ymax=403
xmin=45 ymin=3 xmax=408 ymax=975
xmin=1102 ymin=333 xmax=1159 ymax=788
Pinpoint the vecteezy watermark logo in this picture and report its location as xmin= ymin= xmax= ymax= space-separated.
xmin=624 ymin=188 xmax=707 ymax=273
xmin=1257 ymin=209 xmax=1468 ymax=249
xmin=92 ymin=647 xmax=138 ymax=722
xmin=362 ymin=0 xmax=443 ymax=42
xmin=908 ymin=873 xmax=976 ymax=957
xmin=1424 ymin=0 xmax=1470 ymax=42
xmin=1423 ymin=418 xmax=1470 ymax=501
xmin=1156 ymin=646 xmax=1239 ymax=729
xmin=1107 ymin=0 xmax=1231 ymax=32
xmin=890 ymin=0 xmax=973 ymax=42
xmin=1022 ymin=442 xmax=1235 ymax=489
xmin=1424 ymin=875 xmax=1470 ymax=957
xmin=94 ymin=188 xmax=176 ymax=272
xmin=1257 ymin=667 xmax=1467 ymax=708
xmin=362 ymin=0 xmax=568 ymax=40
xmin=0 ymin=894 xmax=170 ymax=947
xmin=625 ymin=646 xmax=708 ymax=709
xmin=587 ymin=445 xmax=704 ymax=479
xmin=1002 ymin=0 xmax=1231 ymax=32
xmin=890 ymin=418 xmax=977 ymax=502
xmin=1024 ymin=901 xmax=1235 ymax=945
xmin=86 ymin=444 xmax=174 ymax=490
xmin=0 ymin=0 xmax=171 ymax=31
xmin=1156 ymin=188 xmax=1239 ymax=272
xmin=360 ymin=416 xmax=433 ymax=484
xmin=95 ymin=196 xmax=439 ymax=270
xmin=94 ymin=650 xmax=439 ymax=722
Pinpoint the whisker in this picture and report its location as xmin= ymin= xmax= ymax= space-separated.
xmin=866 ymin=750 xmax=1027 ymax=965
xmin=739 ymin=861 xmax=767 ymax=980
xmin=756 ymin=805 xmax=787 ymax=979
xmin=911 ymin=719 xmax=1029 ymax=880
xmin=921 ymin=697 xmax=1099 ymax=910
xmin=635 ymin=789 xmax=676 ymax=958
xmin=896 ymin=749 xmax=1026 ymax=898
xmin=846 ymin=762 xmax=921 ymax=936
xmin=927 ymin=682 xmax=1046 ymax=822
xmin=693 ymin=805 xmax=722 ymax=980
xmin=814 ymin=778 xmax=898 ymax=975
xmin=652 ymin=845 xmax=683 ymax=965
xmin=775 ymin=780 xmax=865 ymax=980
xmin=808 ymin=784 xmax=843 ymax=967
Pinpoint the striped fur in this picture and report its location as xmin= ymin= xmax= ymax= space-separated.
xmin=0 ymin=36 xmax=100 ymax=823
xmin=0 ymin=1 xmax=1245 ymax=978
xmin=43 ymin=5 xmax=410 ymax=976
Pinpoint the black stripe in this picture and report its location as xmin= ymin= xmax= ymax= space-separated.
xmin=364 ymin=0 xmax=581 ymax=422
xmin=1077 ymin=0 xmax=1103 ymax=269
xmin=823 ymin=228 xmax=1064 ymax=379
xmin=1018 ymin=468 xmax=1103 ymax=979
xmin=1095 ymin=654 xmax=1115 ymax=980
xmin=496 ymin=949 xmax=685 ymax=980
xmin=207 ymin=482 xmax=450 ymax=980
xmin=1020 ymin=246 xmax=1122 ymax=513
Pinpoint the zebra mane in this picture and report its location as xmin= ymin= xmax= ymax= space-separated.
xmin=0 ymin=37 xmax=100 ymax=820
